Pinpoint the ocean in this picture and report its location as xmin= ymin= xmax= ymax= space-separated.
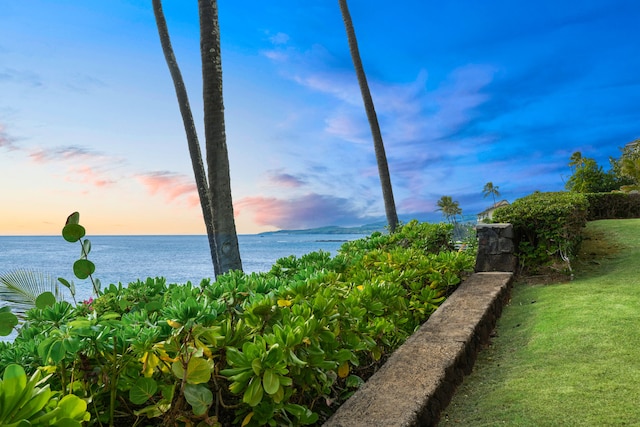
xmin=0 ymin=233 xmax=365 ymax=303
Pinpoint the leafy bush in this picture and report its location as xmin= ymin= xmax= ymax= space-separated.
xmin=493 ymin=191 xmax=589 ymax=270
xmin=0 ymin=217 xmax=475 ymax=426
xmin=0 ymin=363 xmax=90 ymax=426
xmin=584 ymin=192 xmax=640 ymax=220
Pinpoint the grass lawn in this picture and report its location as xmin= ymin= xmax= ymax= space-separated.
xmin=439 ymin=219 xmax=640 ymax=426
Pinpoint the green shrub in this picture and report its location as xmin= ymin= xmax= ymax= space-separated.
xmin=0 ymin=364 xmax=90 ymax=426
xmin=584 ymin=192 xmax=640 ymax=220
xmin=0 ymin=217 xmax=476 ymax=426
xmin=493 ymin=191 xmax=589 ymax=270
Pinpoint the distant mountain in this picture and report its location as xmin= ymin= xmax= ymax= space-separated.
xmin=259 ymin=222 xmax=388 ymax=236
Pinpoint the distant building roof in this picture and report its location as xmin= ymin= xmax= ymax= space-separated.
xmin=477 ymin=200 xmax=510 ymax=221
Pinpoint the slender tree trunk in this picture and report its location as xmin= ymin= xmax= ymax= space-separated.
xmin=338 ymin=0 xmax=399 ymax=233
xmin=198 ymin=0 xmax=242 ymax=273
xmin=152 ymin=0 xmax=220 ymax=274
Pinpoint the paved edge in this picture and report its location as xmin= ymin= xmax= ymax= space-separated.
xmin=324 ymin=272 xmax=514 ymax=427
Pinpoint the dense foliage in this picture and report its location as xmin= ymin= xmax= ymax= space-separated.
xmin=584 ymin=192 xmax=640 ymax=220
xmin=0 ymin=220 xmax=475 ymax=426
xmin=493 ymin=192 xmax=589 ymax=270
xmin=565 ymin=141 xmax=640 ymax=194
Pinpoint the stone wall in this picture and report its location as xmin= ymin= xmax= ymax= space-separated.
xmin=324 ymin=224 xmax=516 ymax=427
xmin=475 ymin=223 xmax=517 ymax=272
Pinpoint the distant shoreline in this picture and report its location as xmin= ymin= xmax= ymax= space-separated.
xmin=259 ymin=223 xmax=387 ymax=236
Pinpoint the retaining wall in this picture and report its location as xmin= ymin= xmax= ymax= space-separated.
xmin=324 ymin=224 xmax=515 ymax=427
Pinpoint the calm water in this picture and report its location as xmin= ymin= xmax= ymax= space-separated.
xmin=0 ymin=234 xmax=364 ymax=303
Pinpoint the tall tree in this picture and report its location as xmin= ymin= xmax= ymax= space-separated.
xmin=482 ymin=181 xmax=500 ymax=206
xmin=338 ymin=0 xmax=399 ymax=233
xmin=565 ymin=156 xmax=619 ymax=193
xmin=569 ymin=151 xmax=584 ymax=170
xmin=153 ymin=0 xmax=242 ymax=276
xmin=620 ymin=156 xmax=640 ymax=193
xmin=436 ymin=195 xmax=462 ymax=225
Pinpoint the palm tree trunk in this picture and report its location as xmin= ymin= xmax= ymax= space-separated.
xmin=338 ymin=0 xmax=399 ymax=233
xmin=198 ymin=0 xmax=243 ymax=273
xmin=152 ymin=0 xmax=220 ymax=275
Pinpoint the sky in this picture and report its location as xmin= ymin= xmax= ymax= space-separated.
xmin=1 ymin=1 xmax=639 ymax=235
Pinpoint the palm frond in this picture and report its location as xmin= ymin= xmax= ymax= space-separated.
xmin=0 ymin=269 xmax=66 ymax=317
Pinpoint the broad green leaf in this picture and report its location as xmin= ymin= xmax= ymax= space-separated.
xmin=262 ymin=369 xmax=279 ymax=395
xmin=283 ymin=403 xmax=319 ymax=425
xmin=73 ymin=259 xmax=95 ymax=280
xmin=50 ymin=418 xmax=82 ymax=427
xmin=145 ymin=301 xmax=163 ymax=312
xmin=62 ymin=223 xmax=85 ymax=242
xmin=81 ymin=239 xmax=91 ymax=257
xmin=0 ymin=311 xmax=19 ymax=336
xmin=251 ymin=358 xmax=262 ymax=376
xmin=271 ymin=385 xmax=284 ymax=403
xmin=93 ymin=278 xmax=101 ymax=293
xmin=1 ymin=364 xmax=29 ymax=420
xmin=62 ymin=337 xmax=81 ymax=353
xmin=57 ymin=393 xmax=88 ymax=420
xmin=35 ymin=291 xmax=56 ymax=309
xmin=65 ymin=212 xmax=80 ymax=225
xmin=225 ymin=347 xmax=248 ymax=366
xmin=129 ymin=377 xmax=158 ymax=405
xmin=58 ymin=277 xmax=72 ymax=289
xmin=346 ymin=375 xmax=365 ymax=388
xmin=243 ymin=376 xmax=263 ymax=407
xmin=39 ymin=338 xmax=66 ymax=364
xmin=184 ymin=383 xmax=213 ymax=416
xmin=172 ymin=357 xmax=211 ymax=384
xmin=12 ymin=385 xmax=51 ymax=421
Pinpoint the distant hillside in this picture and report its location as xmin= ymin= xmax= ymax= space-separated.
xmin=259 ymin=222 xmax=387 ymax=236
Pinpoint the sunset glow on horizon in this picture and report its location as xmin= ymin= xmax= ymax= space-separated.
xmin=1 ymin=1 xmax=638 ymax=235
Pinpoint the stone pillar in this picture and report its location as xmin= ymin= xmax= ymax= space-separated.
xmin=475 ymin=223 xmax=516 ymax=272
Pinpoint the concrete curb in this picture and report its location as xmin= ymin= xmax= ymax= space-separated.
xmin=324 ymin=272 xmax=514 ymax=427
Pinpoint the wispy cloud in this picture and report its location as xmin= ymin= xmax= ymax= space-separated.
xmin=29 ymin=145 xmax=108 ymax=163
xmin=266 ymin=169 xmax=306 ymax=188
xmin=0 ymin=124 xmax=19 ymax=151
xmin=136 ymin=171 xmax=199 ymax=207
xmin=261 ymin=42 xmax=499 ymax=205
xmin=268 ymin=32 xmax=290 ymax=45
xmin=0 ymin=67 xmax=43 ymax=87
xmin=68 ymin=165 xmax=116 ymax=187
xmin=235 ymin=193 xmax=373 ymax=229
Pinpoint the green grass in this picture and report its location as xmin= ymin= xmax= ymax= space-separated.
xmin=440 ymin=219 xmax=640 ymax=426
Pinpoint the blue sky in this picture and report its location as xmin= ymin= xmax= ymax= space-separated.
xmin=1 ymin=0 xmax=638 ymax=234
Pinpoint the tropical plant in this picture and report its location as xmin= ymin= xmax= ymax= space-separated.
xmin=152 ymin=0 xmax=242 ymax=276
xmin=493 ymin=191 xmax=589 ymax=271
xmin=619 ymin=156 xmax=640 ymax=193
xmin=0 ymin=216 xmax=475 ymax=426
xmin=565 ymin=156 xmax=619 ymax=193
xmin=0 ymin=270 xmax=66 ymax=319
xmin=338 ymin=0 xmax=399 ymax=233
xmin=568 ymin=151 xmax=584 ymax=170
xmin=0 ymin=212 xmax=98 ymax=337
xmin=0 ymin=364 xmax=90 ymax=426
xmin=482 ymin=182 xmax=500 ymax=206
xmin=436 ymin=196 xmax=462 ymax=224
xmin=61 ymin=212 xmax=99 ymax=296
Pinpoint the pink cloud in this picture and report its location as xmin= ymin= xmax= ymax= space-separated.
xmin=69 ymin=166 xmax=116 ymax=187
xmin=136 ymin=171 xmax=199 ymax=207
xmin=235 ymin=193 xmax=366 ymax=230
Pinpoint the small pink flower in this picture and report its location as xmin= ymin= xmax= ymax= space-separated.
xmin=83 ymin=297 xmax=94 ymax=311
